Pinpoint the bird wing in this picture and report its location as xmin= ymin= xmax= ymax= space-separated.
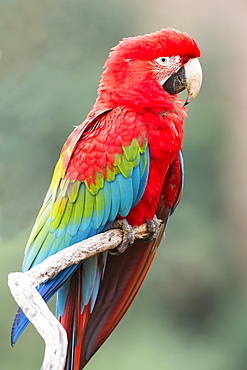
xmin=77 ymin=151 xmax=184 ymax=368
xmin=11 ymin=105 xmax=150 ymax=346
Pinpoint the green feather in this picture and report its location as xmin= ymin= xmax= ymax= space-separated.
xmin=51 ymin=195 xmax=63 ymax=222
xmin=93 ymin=188 xmax=106 ymax=229
xmin=114 ymin=152 xmax=122 ymax=166
xmin=50 ymin=197 xmax=68 ymax=231
xmin=27 ymin=196 xmax=51 ymax=247
xmin=130 ymin=150 xmax=140 ymax=168
xmin=85 ymin=172 xmax=105 ymax=195
xmin=118 ymin=153 xmax=133 ymax=178
xmin=57 ymin=199 xmax=73 ymax=231
xmin=79 ymin=186 xmax=94 ymax=231
xmin=123 ymin=138 xmax=139 ymax=161
xmin=106 ymin=166 xmax=116 ymax=182
xmin=67 ymin=180 xmax=81 ymax=203
xmin=140 ymin=137 xmax=148 ymax=153
xmin=68 ymin=184 xmax=85 ymax=236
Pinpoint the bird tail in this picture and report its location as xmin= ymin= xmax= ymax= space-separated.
xmin=58 ymin=222 xmax=165 ymax=369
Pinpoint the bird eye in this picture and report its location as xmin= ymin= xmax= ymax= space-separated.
xmin=155 ymin=57 xmax=170 ymax=66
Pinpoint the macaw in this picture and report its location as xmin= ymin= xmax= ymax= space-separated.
xmin=11 ymin=28 xmax=202 ymax=369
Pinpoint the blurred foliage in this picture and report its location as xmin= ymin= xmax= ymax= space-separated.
xmin=1 ymin=0 xmax=247 ymax=369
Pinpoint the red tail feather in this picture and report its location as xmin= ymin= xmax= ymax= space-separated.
xmin=79 ymin=222 xmax=166 ymax=368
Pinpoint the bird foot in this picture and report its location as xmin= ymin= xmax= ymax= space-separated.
xmin=145 ymin=214 xmax=160 ymax=241
xmin=109 ymin=219 xmax=135 ymax=256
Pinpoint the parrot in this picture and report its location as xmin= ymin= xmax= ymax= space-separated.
xmin=11 ymin=28 xmax=202 ymax=369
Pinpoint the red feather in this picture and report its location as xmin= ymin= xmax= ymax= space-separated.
xmin=78 ymin=153 xmax=182 ymax=368
xmin=57 ymin=28 xmax=197 ymax=369
xmin=59 ymin=152 xmax=182 ymax=369
xmin=12 ymin=28 xmax=201 ymax=370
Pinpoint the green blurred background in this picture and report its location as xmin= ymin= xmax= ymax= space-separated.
xmin=1 ymin=0 xmax=247 ymax=369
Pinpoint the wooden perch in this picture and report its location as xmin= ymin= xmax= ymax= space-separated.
xmin=8 ymin=222 xmax=160 ymax=370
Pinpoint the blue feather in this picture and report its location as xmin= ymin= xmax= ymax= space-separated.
xmin=93 ymin=187 xmax=106 ymax=230
xmin=99 ymin=181 xmax=111 ymax=227
xmin=131 ymin=165 xmax=141 ymax=206
xmin=109 ymin=180 xmax=120 ymax=221
xmin=11 ymin=263 xmax=79 ymax=345
xmin=80 ymin=185 xmax=94 ymax=231
xmin=90 ymin=266 xmax=101 ymax=312
xmin=133 ymin=150 xmax=149 ymax=207
xmin=12 ymin=140 xmax=151 ymax=348
xmin=81 ymin=256 xmax=98 ymax=311
xmin=117 ymin=174 xmax=133 ymax=217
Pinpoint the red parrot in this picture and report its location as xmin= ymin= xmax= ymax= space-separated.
xmin=12 ymin=28 xmax=202 ymax=369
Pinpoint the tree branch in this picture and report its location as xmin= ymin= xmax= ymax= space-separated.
xmin=8 ymin=222 xmax=157 ymax=370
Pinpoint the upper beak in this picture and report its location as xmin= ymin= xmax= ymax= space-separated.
xmin=163 ymin=58 xmax=202 ymax=105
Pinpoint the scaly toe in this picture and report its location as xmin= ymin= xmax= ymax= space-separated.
xmin=109 ymin=219 xmax=135 ymax=256
xmin=146 ymin=214 xmax=160 ymax=241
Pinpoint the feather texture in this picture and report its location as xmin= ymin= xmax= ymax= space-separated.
xmin=12 ymin=106 xmax=150 ymax=346
xmin=11 ymin=27 xmax=201 ymax=370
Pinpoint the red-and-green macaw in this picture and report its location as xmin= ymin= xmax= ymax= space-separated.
xmin=11 ymin=28 xmax=202 ymax=369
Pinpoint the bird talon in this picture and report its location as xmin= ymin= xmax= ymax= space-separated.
xmin=109 ymin=219 xmax=135 ymax=255
xmin=145 ymin=214 xmax=160 ymax=241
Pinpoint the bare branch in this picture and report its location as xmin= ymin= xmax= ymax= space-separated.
xmin=8 ymin=222 xmax=159 ymax=370
xmin=9 ymin=272 xmax=68 ymax=370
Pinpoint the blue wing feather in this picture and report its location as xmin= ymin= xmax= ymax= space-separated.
xmin=132 ymin=150 xmax=150 ymax=207
xmin=117 ymin=174 xmax=133 ymax=217
xmin=109 ymin=180 xmax=121 ymax=221
xmin=11 ymin=140 xmax=150 ymax=346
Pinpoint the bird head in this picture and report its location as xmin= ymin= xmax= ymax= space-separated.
xmin=99 ymin=28 xmax=202 ymax=111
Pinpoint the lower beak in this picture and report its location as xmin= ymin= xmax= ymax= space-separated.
xmin=163 ymin=58 xmax=202 ymax=105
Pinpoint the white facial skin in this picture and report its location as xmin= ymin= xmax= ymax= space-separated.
xmin=151 ymin=56 xmax=202 ymax=104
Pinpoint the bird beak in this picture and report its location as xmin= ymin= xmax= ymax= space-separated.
xmin=162 ymin=58 xmax=202 ymax=105
xmin=183 ymin=58 xmax=202 ymax=105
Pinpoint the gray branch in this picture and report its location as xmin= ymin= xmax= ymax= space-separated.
xmin=8 ymin=222 xmax=158 ymax=370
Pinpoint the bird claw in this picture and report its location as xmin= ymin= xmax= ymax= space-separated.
xmin=145 ymin=214 xmax=160 ymax=241
xmin=109 ymin=219 xmax=135 ymax=256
